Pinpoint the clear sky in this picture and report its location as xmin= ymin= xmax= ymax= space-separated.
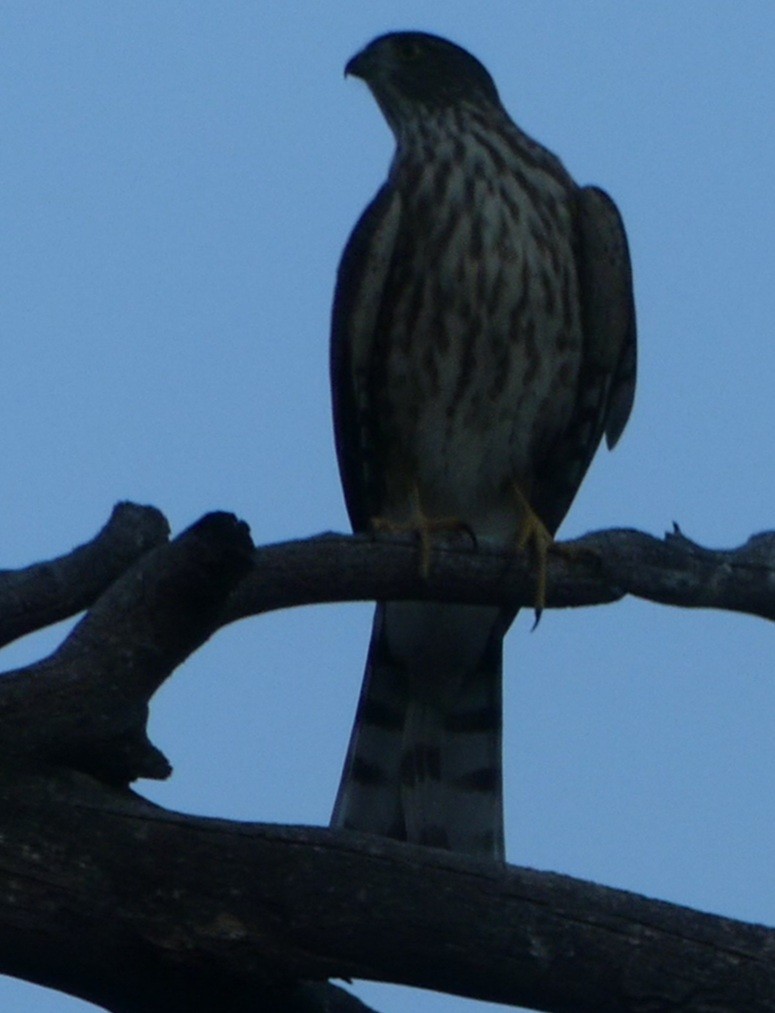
xmin=1 ymin=4 xmax=773 ymax=1011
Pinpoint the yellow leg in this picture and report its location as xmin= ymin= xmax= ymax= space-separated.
xmin=513 ymin=483 xmax=554 ymax=623
xmin=371 ymin=487 xmax=471 ymax=577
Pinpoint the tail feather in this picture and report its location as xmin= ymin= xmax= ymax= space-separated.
xmin=332 ymin=600 xmax=506 ymax=859
xmin=331 ymin=604 xmax=407 ymax=838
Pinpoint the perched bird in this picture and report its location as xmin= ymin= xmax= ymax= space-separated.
xmin=330 ymin=31 xmax=636 ymax=860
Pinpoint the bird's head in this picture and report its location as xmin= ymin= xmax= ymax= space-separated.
xmin=345 ymin=32 xmax=500 ymax=135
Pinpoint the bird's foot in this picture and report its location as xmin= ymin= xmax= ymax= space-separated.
xmin=372 ymin=497 xmax=472 ymax=578
xmin=513 ymin=484 xmax=555 ymax=626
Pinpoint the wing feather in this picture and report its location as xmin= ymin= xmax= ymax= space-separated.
xmin=532 ymin=186 xmax=637 ymax=532
xmin=576 ymin=185 xmax=637 ymax=450
xmin=330 ymin=184 xmax=403 ymax=531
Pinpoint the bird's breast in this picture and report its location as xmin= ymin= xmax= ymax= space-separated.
xmin=372 ymin=130 xmax=584 ymax=540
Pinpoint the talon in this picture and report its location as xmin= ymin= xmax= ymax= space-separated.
xmin=513 ymin=482 xmax=554 ymax=619
xmin=370 ymin=487 xmax=469 ymax=578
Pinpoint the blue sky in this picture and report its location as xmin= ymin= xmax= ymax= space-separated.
xmin=1 ymin=4 xmax=773 ymax=1011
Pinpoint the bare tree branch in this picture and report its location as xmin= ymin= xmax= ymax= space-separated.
xmin=0 ymin=502 xmax=169 ymax=648
xmin=0 ymin=775 xmax=772 ymax=1012
xmin=581 ymin=525 xmax=775 ymax=621
xmin=0 ymin=511 xmax=255 ymax=785
xmin=0 ymin=505 xmax=772 ymax=1011
xmin=222 ymin=526 xmax=775 ymax=625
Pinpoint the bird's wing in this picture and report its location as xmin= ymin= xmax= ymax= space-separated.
xmin=576 ymin=186 xmax=637 ymax=450
xmin=533 ymin=185 xmax=637 ymax=533
xmin=330 ymin=183 xmax=403 ymax=532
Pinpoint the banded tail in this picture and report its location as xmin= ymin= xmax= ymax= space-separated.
xmin=331 ymin=600 xmax=507 ymax=859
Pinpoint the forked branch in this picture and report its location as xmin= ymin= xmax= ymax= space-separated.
xmin=0 ymin=505 xmax=771 ymax=1012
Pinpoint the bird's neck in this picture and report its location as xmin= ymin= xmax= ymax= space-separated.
xmin=388 ymin=104 xmax=572 ymax=202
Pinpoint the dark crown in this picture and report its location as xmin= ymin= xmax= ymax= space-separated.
xmin=346 ymin=32 xmax=500 ymax=111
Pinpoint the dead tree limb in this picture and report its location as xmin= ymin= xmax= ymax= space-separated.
xmin=0 ymin=505 xmax=772 ymax=1011
xmin=0 ymin=502 xmax=169 ymax=648
xmin=222 ymin=526 xmax=775 ymax=625
xmin=0 ymin=778 xmax=773 ymax=1013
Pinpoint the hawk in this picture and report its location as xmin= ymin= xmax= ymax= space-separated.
xmin=330 ymin=32 xmax=636 ymax=860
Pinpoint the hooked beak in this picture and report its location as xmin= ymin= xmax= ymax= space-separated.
xmin=344 ymin=48 xmax=370 ymax=80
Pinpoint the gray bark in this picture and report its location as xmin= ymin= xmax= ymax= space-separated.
xmin=0 ymin=504 xmax=772 ymax=1011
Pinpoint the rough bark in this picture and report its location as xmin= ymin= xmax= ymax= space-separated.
xmin=0 ymin=505 xmax=772 ymax=1011
xmin=0 ymin=503 xmax=169 ymax=647
xmin=1 ymin=774 xmax=773 ymax=1013
xmin=221 ymin=525 xmax=775 ymax=624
